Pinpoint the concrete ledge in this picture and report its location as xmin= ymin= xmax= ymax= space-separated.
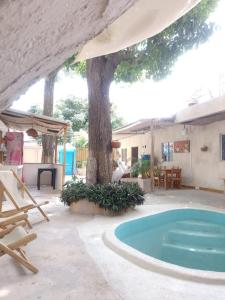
xmin=69 ymin=199 xmax=125 ymax=216
xmin=121 ymin=178 xmax=152 ymax=193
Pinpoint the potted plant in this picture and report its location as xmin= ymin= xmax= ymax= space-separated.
xmin=124 ymin=158 xmax=151 ymax=193
xmin=111 ymin=140 xmax=121 ymax=148
xmin=137 ymin=159 xmax=151 ymax=193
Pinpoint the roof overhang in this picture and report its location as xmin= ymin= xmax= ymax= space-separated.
xmin=0 ymin=109 xmax=69 ymax=136
xmin=113 ymin=117 xmax=174 ymax=138
xmin=175 ymin=95 xmax=225 ymax=125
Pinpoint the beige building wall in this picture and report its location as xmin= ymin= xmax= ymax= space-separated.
xmin=23 ymin=143 xmax=42 ymax=163
xmin=153 ymin=124 xmax=192 ymax=186
xmin=119 ymin=132 xmax=151 ymax=165
xmin=116 ymin=121 xmax=225 ymax=191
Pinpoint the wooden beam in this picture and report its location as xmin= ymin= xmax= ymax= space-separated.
xmin=150 ymin=120 xmax=154 ymax=192
xmin=54 ymin=136 xmax=58 ymax=164
xmin=62 ymin=126 xmax=67 ymax=184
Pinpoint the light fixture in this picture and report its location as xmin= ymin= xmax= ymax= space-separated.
xmin=26 ymin=128 xmax=38 ymax=138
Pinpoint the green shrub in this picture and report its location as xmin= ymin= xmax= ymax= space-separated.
xmin=131 ymin=159 xmax=151 ymax=178
xmin=60 ymin=180 xmax=145 ymax=213
xmin=61 ymin=179 xmax=87 ymax=206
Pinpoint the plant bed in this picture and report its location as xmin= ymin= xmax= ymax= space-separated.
xmin=121 ymin=177 xmax=152 ymax=193
xmin=69 ymin=199 xmax=127 ymax=216
xmin=61 ymin=179 xmax=145 ymax=215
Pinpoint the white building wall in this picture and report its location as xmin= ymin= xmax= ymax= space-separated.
xmin=117 ymin=120 xmax=225 ymax=191
xmin=153 ymin=125 xmax=192 ymax=186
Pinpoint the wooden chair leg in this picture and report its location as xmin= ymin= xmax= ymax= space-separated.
xmin=12 ymin=170 xmax=49 ymax=222
xmin=0 ymin=244 xmax=38 ymax=273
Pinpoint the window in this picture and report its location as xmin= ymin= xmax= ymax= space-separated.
xmin=121 ymin=148 xmax=127 ymax=163
xmin=162 ymin=142 xmax=173 ymax=162
xmin=221 ymin=135 xmax=225 ymax=160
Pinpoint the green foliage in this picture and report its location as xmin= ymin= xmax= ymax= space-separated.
xmin=55 ymin=96 xmax=123 ymax=131
xmin=114 ymin=0 xmax=219 ymax=82
xmin=64 ymin=55 xmax=86 ymax=78
xmin=131 ymin=159 xmax=151 ymax=178
xmin=60 ymin=180 xmax=145 ymax=213
xmin=111 ymin=104 xmax=124 ymax=129
xmin=75 ymin=136 xmax=88 ymax=148
xmin=28 ymin=105 xmax=43 ymax=115
xmin=61 ymin=179 xmax=88 ymax=205
xmin=55 ymin=97 xmax=88 ymax=132
xmin=28 ymin=100 xmax=123 ymax=142
xmin=130 ymin=160 xmax=139 ymax=178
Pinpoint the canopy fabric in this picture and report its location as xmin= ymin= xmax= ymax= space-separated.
xmin=0 ymin=109 xmax=68 ymax=136
xmin=1 ymin=0 xmax=199 ymax=111
xmin=77 ymin=0 xmax=200 ymax=61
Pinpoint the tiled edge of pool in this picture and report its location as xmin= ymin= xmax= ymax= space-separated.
xmin=102 ymin=208 xmax=225 ymax=285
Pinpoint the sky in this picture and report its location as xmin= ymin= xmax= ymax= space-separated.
xmin=12 ymin=0 xmax=225 ymax=124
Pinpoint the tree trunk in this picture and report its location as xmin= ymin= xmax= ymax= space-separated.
xmin=42 ymin=69 xmax=58 ymax=163
xmin=86 ymin=54 xmax=119 ymax=185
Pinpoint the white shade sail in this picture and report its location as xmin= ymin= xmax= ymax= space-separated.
xmin=77 ymin=0 xmax=200 ymax=61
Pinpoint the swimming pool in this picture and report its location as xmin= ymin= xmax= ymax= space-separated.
xmin=104 ymin=209 xmax=225 ymax=283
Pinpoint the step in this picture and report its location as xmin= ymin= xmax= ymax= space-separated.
xmin=175 ymin=220 xmax=223 ymax=234
xmin=167 ymin=229 xmax=225 ymax=248
xmin=161 ymin=242 xmax=225 ymax=271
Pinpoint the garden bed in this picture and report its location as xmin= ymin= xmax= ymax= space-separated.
xmin=69 ymin=199 xmax=127 ymax=216
xmin=61 ymin=180 xmax=145 ymax=215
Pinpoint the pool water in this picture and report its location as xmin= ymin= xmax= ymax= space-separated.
xmin=115 ymin=209 xmax=225 ymax=272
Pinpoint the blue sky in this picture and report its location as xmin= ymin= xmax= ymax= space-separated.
xmin=12 ymin=0 xmax=225 ymax=123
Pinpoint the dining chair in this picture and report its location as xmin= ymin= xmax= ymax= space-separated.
xmin=171 ymin=168 xmax=182 ymax=189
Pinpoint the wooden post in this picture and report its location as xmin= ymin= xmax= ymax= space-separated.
xmin=62 ymin=126 xmax=67 ymax=184
xmin=150 ymin=120 xmax=155 ymax=192
xmin=54 ymin=136 xmax=58 ymax=164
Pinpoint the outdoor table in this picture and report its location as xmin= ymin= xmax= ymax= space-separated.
xmin=37 ymin=167 xmax=57 ymax=190
xmin=160 ymin=168 xmax=182 ymax=189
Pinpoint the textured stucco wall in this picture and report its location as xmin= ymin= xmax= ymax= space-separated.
xmin=0 ymin=0 xmax=137 ymax=110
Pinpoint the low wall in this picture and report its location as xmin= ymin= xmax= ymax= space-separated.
xmin=23 ymin=163 xmax=64 ymax=190
xmin=121 ymin=177 xmax=152 ymax=193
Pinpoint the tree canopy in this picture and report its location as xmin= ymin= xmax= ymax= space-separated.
xmin=55 ymin=97 xmax=88 ymax=132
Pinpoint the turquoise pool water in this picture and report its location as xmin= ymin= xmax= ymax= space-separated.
xmin=115 ymin=209 xmax=225 ymax=272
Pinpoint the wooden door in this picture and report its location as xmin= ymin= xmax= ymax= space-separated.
xmin=131 ymin=147 xmax=138 ymax=166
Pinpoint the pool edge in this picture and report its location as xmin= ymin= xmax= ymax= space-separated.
xmin=103 ymin=208 xmax=225 ymax=285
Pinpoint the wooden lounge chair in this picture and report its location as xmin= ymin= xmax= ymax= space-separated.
xmin=0 ymin=222 xmax=38 ymax=273
xmin=0 ymin=170 xmax=49 ymax=224
xmin=0 ymin=211 xmax=31 ymax=229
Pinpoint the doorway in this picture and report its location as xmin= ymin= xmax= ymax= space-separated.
xmin=131 ymin=147 xmax=138 ymax=166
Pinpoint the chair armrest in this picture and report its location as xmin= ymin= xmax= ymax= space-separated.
xmin=0 ymin=209 xmax=21 ymax=218
xmin=0 ymin=221 xmax=27 ymax=238
xmin=0 ymin=213 xmax=28 ymax=229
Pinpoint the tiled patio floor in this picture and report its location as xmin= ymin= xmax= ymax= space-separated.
xmin=1 ymin=187 xmax=225 ymax=300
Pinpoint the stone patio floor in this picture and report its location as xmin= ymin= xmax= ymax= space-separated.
xmin=1 ymin=187 xmax=225 ymax=300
